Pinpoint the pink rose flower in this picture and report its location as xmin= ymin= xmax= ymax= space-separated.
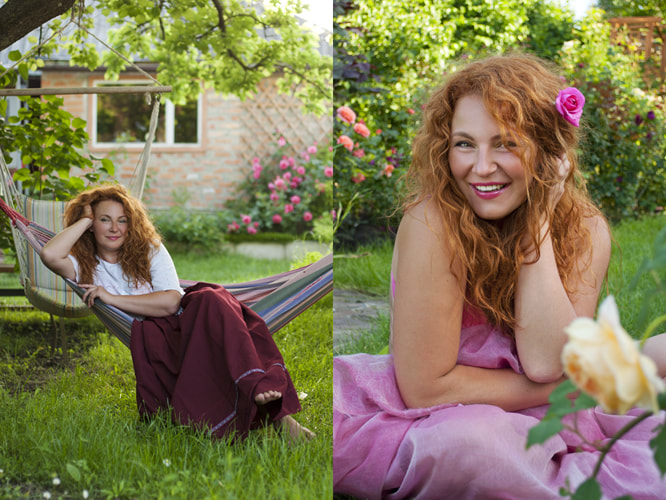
xmin=301 ymin=153 xmax=311 ymax=162
xmin=274 ymin=178 xmax=286 ymax=190
xmin=338 ymin=135 xmax=354 ymax=152
xmin=254 ymin=222 xmax=259 ymax=228
xmin=252 ymin=157 xmax=260 ymax=164
xmin=288 ymin=156 xmax=295 ymax=167
xmin=307 ymin=145 xmax=317 ymax=154
xmin=407 ymin=108 xmax=415 ymax=115
xmin=270 ymin=192 xmax=280 ymax=202
xmin=352 ymin=148 xmax=365 ymax=158
xmin=303 ymin=211 xmax=313 ymax=222
xmin=283 ymin=172 xmax=292 ymax=181
xmin=376 ymin=129 xmax=382 ymax=135
xmin=383 ymin=164 xmax=395 ymax=177
xmin=353 ymin=122 xmax=371 ymax=138
xmin=330 ymin=209 xmax=337 ymax=219
xmin=241 ymin=214 xmax=252 ymax=225
xmin=336 ymin=105 xmax=356 ymax=124
xmin=247 ymin=226 xmax=257 ymax=234
xmin=324 ymin=166 xmax=333 ymax=178
xmin=296 ymin=166 xmax=306 ymax=175
xmin=272 ymin=214 xmax=282 ymax=224
xmin=291 ymin=195 xmax=301 ymax=204
xmin=278 ymin=136 xmax=286 ymax=147
xmin=284 ymin=203 xmax=294 ymax=214
xmin=352 ymin=173 xmax=366 ymax=184
xmin=555 ymin=87 xmax=585 ymax=127
xmin=290 ymin=181 xmax=298 ymax=189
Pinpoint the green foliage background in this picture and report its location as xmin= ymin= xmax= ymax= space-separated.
xmin=333 ymin=0 xmax=666 ymax=247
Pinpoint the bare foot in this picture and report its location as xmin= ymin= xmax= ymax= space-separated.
xmin=254 ymin=390 xmax=282 ymax=405
xmin=274 ymin=415 xmax=315 ymax=444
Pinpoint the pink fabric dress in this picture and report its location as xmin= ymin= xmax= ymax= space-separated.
xmin=333 ymin=306 xmax=666 ymax=499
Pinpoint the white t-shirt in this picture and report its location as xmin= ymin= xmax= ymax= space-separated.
xmin=68 ymin=242 xmax=184 ymax=298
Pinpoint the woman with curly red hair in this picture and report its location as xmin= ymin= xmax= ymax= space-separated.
xmin=41 ymin=183 xmax=313 ymax=442
xmin=333 ymin=54 xmax=666 ymax=498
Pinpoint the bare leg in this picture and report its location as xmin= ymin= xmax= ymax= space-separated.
xmin=643 ymin=332 xmax=666 ymax=380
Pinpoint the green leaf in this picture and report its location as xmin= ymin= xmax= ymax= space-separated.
xmin=571 ymin=478 xmax=602 ymax=500
xmin=8 ymin=50 xmax=21 ymax=62
xmin=658 ymin=392 xmax=666 ymax=411
xmin=649 ymin=421 xmax=666 ymax=476
xmin=66 ymin=463 xmax=81 ymax=482
xmin=72 ymin=117 xmax=87 ymax=129
xmin=17 ymin=63 xmax=29 ymax=83
xmin=101 ymin=158 xmax=115 ymax=175
xmin=0 ymin=99 xmax=7 ymax=117
xmin=21 ymin=155 xmax=32 ymax=165
xmin=526 ymin=417 xmax=563 ymax=448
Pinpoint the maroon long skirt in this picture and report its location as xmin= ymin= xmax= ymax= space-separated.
xmin=129 ymin=282 xmax=301 ymax=440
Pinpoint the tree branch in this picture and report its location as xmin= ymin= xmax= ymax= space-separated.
xmin=0 ymin=0 xmax=76 ymax=51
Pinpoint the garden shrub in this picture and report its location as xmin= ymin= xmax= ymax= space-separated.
xmin=222 ymin=136 xmax=333 ymax=238
xmin=152 ymin=203 xmax=225 ymax=252
xmin=558 ymin=10 xmax=666 ymax=222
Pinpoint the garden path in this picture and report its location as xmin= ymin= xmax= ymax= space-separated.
xmin=333 ymin=288 xmax=389 ymax=351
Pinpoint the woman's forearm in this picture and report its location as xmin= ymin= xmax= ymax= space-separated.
xmin=40 ymin=217 xmax=92 ymax=280
xmin=515 ymin=231 xmax=575 ymax=383
xmin=400 ymin=364 xmax=563 ymax=412
xmin=102 ymin=290 xmax=182 ymax=318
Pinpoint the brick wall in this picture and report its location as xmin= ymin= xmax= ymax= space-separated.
xmin=40 ymin=70 xmax=331 ymax=211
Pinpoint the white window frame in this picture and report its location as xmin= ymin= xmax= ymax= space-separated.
xmin=91 ymin=80 xmax=202 ymax=148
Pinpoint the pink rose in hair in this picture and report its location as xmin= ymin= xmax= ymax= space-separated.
xmin=555 ymin=87 xmax=585 ymax=127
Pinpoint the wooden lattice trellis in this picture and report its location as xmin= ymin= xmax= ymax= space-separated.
xmin=609 ymin=16 xmax=666 ymax=82
xmin=240 ymin=77 xmax=331 ymax=166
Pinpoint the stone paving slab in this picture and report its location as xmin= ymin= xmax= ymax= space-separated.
xmin=333 ymin=288 xmax=389 ymax=351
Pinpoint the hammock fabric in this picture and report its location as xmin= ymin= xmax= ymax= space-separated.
xmin=0 ymin=197 xmax=333 ymax=347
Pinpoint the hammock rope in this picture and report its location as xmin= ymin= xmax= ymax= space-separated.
xmin=0 ymin=196 xmax=333 ymax=346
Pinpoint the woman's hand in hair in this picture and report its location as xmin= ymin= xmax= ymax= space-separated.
xmin=81 ymin=204 xmax=94 ymax=221
xmin=549 ymin=155 xmax=570 ymax=210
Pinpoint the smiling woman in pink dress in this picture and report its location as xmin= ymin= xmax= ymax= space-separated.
xmin=333 ymin=53 xmax=666 ymax=499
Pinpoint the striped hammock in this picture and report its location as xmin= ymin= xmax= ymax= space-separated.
xmin=0 ymin=197 xmax=333 ymax=347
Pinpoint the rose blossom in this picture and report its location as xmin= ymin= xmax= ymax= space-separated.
xmin=352 ymin=173 xmax=366 ymax=184
xmin=353 ymin=148 xmax=365 ymax=158
xmin=272 ymin=214 xmax=282 ymax=224
xmin=247 ymin=226 xmax=257 ymax=234
xmin=278 ymin=136 xmax=286 ymax=147
xmin=324 ymin=166 xmax=333 ymax=178
xmin=555 ymin=87 xmax=585 ymax=127
xmin=284 ymin=203 xmax=294 ymax=214
xmin=241 ymin=214 xmax=252 ymax=225
xmin=291 ymin=195 xmax=301 ymax=204
xmin=279 ymin=158 xmax=289 ymax=170
xmin=296 ymin=166 xmax=306 ymax=175
xmin=562 ymin=295 xmax=665 ymax=414
xmin=274 ymin=178 xmax=286 ymax=190
xmin=270 ymin=192 xmax=280 ymax=202
xmin=353 ymin=123 xmax=371 ymax=138
xmin=336 ymin=105 xmax=356 ymax=124
xmin=384 ymin=164 xmax=395 ymax=177
xmin=307 ymin=145 xmax=317 ymax=154
xmin=338 ymin=135 xmax=354 ymax=152
xmin=303 ymin=211 xmax=313 ymax=222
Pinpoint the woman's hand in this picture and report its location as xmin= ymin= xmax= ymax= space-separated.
xmin=79 ymin=284 xmax=113 ymax=308
xmin=81 ymin=204 xmax=94 ymax=221
xmin=549 ymin=155 xmax=570 ymax=210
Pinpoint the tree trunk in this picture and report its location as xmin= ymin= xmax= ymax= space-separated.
xmin=0 ymin=0 xmax=76 ymax=52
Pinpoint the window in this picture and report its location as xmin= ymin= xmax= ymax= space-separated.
xmin=92 ymin=82 xmax=201 ymax=147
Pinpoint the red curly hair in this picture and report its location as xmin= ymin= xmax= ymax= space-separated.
xmin=63 ymin=184 xmax=162 ymax=287
xmin=404 ymin=53 xmax=607 ymax=336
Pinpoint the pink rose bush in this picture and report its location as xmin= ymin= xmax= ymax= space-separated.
xmin=224 ymin=134 xmax=333 ymax=237
xmin=334 ymin=103 xmax=415 ymax=244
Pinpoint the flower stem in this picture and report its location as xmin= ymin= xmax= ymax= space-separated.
xmin=591 ymin=410 xmax=653 ymax=479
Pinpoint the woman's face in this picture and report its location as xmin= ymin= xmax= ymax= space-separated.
xmin=91 ymin=200 xmax=128 ymax=261
xmin=448 ymin=94 xmax=531 ymax=221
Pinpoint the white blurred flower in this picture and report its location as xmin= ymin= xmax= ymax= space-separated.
xmin=562 ymin=296 xmax=665 ymax=414
xmin=163 ymin=458 xmax=171 ymax=467
xmin=52 ymin=477 xmax=61 ymax=486
xmin=82 ymin=490 xmax=89 ymax=499
xmin=43 ymin=493 xmax=51 ymax=499
xmin=562 ymin=40 xmax=575 ymax=50
xmin=632 ymin=87 xmax=646 ymax=97
xmin=298 ymin=391 xmax=308 ymax=401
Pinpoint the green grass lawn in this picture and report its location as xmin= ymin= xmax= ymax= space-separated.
xmin=0 ymin=250 xmax=332 ymax=499
xmin=335 ymin=215 xmax=666 ymax=355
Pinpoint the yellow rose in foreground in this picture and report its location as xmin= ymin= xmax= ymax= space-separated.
xmin=562 ymin=296 xmax=665 ymax=414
